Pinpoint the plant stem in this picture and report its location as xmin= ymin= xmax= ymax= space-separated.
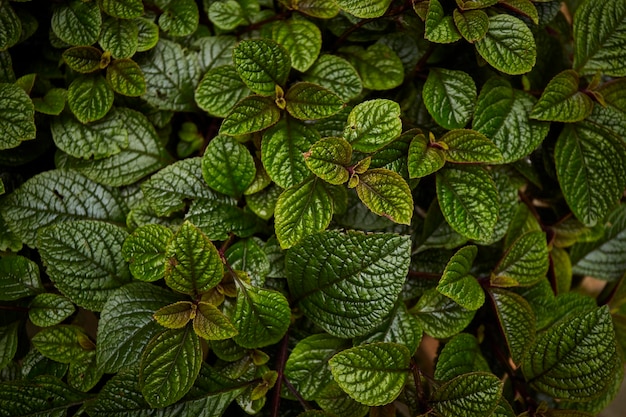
xmin=270 ymin=332 xmax=290 ymax=417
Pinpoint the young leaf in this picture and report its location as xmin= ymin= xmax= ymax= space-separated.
xmin=286 ymin=231 xmax=411 ymax=337
xmin=193 ymin=302 xmax=238 ymax=340
xmin=530 ymin=70 xmax=594 ymax=122
xmin=51 ymin=0 xmax=101 ymax=46
xmin=439 ymin=129 xmax=502 ymax=163
xmin=411 ymin=289 xmax=476 ymax=339
xmin=339 ymin=44 xmax=404 ymax=90
xmin=106 ymin=59 xmax=146 ymax=97
xmin=195 ymin=65 xmax=250 ymax=117
xmin=304 ymin=137 xmax=352 ymax=185
xmin=407 ymin=133 xmax=446 ymax=178
xmin=139 ymin=326 xmax=202 ymax=407
xmin=492 ymin=231 xmax=549 ymax=287
xmin=343 ymin=99 xmax=402 ymax=153
xmin=164 ymin=221 xmax=223 ymax=296
xmin=219 ymin=95 xmax=280 ymax=136
xmin=233 ymin=39 xmax=291 ymax=96
xmin=453 ymin=9 xmax=489 ymax=43
xmin=329 ymin=342 xmax=410 ymax=406
xmin=423 ymin=68 xmax=477 ymax=130
xmin=158 ymin=0 xmax=199 ymax=37
xmin=62 ymin=46 xmax=103 ymax=73
xmin=0 ymin=256 xmax=42 ymax=301
xmin=425 ymin=0 xmax=462 ymax=43
xmin=0 ymin=83 xmax=36 ymax=150
xmin=99 ymin=16 xmax=139 ymax=59
xmin=434 ymin=333 xmax=490 ymax=381
xmin=303 ymin=54 xmax=362 ymax=102
xmin=67 ymin=75 xmax=114 ymax=123
xmin=285 ymin=82 xmax=344 ymax=120
xmin=437 ymin=246 xmax=484 ymax=311
xmin=0 ymin=322 xmax=18 ymax=370
xmin=153 ymin=301 xmax=194 ymax=329
xmin=202 ymin=135 xmax=256 ymax=198
xmin=431 ymin=372 xmax=503 ymax=417
xmin=489 ymin=288 xmax=535 ymax=365
xmin=268 ymin=17 xmax=322 ymax=72
xmin=29 ymin=294 xmax=75 ymax=328
xmin=355 ymin=168 xmax=414 ymax=225
xmin=336 ymin=0 xmax=393 ymax=18
xmin=101 ymin=0 xmax=144 ymax=19
xmin=123 ymin=224 xmax=174 ymax=282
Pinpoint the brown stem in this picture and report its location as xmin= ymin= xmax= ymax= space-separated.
xmin=410 ymin=358 xmax=429 ymax=414
xmin=283 ymin=375 xmax=313 ymax=411
xmin=270 ymin=332 xmax=290 ymax=417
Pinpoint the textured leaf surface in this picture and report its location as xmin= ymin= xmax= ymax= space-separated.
xmin=356 ymin=302 xmax=423 ymax=354
xmin=67 ymin=75 xmax=114 ymax=123
xmin=293 ymin=0 xmax=339 ymax=18
xmin=101 ymin=0 xmax=144 ymax=18
xmin=220 ymin=95 xmax=280 ymax=136
xmin=195 ymin=65 xmax=249 ymax=117
xmin=194 ymin=302 xmax=238 ymax=340
xmin=106 ymin=59 xmax=146 ymax=97
xmin=329 ymin=342 xmax=409 ymax=406
xmin=207 ymin=0 xmax=245 ymax=30
xmin=411 ymin=289 xmax=475 ymax=338
xmin=439 ymin=129 xmax=502 ymax=163
xmin=303 ymin=54 xmax=362 ymax=101
xmin=340 ymin=44 xmax=403 ymax=91
xmin=437 ymin=246 xmax=484 ymax=310
xmin=453 ymin=9 xmax=489 ymax=42
xmin=99 ymin=16 xmax=138 ymax=59
xmin=29 ymin=294 xmax=75 ymax=327
xmin=531 ymin=70 xmax=593 ymax=122
xmin=492 ymin=231 xmax=548 ymax=287
xmin=31 ymin=325 xmax=90 ymax=364
xmin=202 ymin=135 xmax=256 ymax=197
xmin=432 ymin=372 xmax=503 ymax=417
xmin=136 ymin=17 xmax=159 ymax=52
xmin=336 ymin=0 xmax=392 ymax=18
xmin=123 ymin=224 xmax=174 ymax=282
xmin=407 ymin=133 xmax=446 ymax=178
xmin=425 ymin=0 xmax=462 ymax=43
xmin=62 ymin=46 xmax=102 ymax=74
xmin=343 ymin=99 xmax=402 ymax=153
xmin=285 ymin=82 xmax=343 ymax=120
xmin=196 ymin=35 xmax=237 ymax=73
xmin=51 ymin=0 xmax=101 ymax=46
xmin=304 ymin=137 xmax=352 ymax=185
xmin=489 ymin=289 xmax=535 ymax=365
xmin=185 ymin=197 xmax=257 ymax=241
xmin=158 ymin=0 xmax=199 ymax=37
xmin=355 ymin=168 xmax=413 ymax=225
xmin=268 ymin=17 xmax=322 ymax=72
xmin=233 ymin=39 xmax=291 ymax=96
xmin=0 ymin=256 xmax=42 ymax=301
xmin=0 ymin=83 xmax=36 ymax=150
xmin=0 ymin=2 xmax=20 ymax=52
xmin=434 ymin=333 xmax=490 ymax=381
xmin=0 ymin=322 xmax=18 ymax=371
xmin=423 ymin=68 xmax=476 ymax=130
xmin=153 ymin=301 xmax=193 ymax=329
xmin=286 ymin=231 xmax=411 ymax=337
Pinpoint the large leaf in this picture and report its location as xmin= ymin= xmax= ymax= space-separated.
xmin=0 ymin=255 xmax=42 ymax=301
xmin=122 ymin=224 xmax=174 ymax=282
xmin=437 ymin=246 xmax=484 ymax=310
xmin=67 ymin=75 xmax=114 ymax=123
xmin=219 ymin=95 xmax=280 ymax=136
xmin=336 ymin=0 xmax=393 ymax=18
xmin=99 ymin=16 xmax=138 ymax=59
xmin=489 ymin=289 xmax=535 ymax=365
xmin=268 ymin=17 xmax=322 ymax=72
xmin=0 ymin=83 xmax=36 ymax=150
xmin=286 ymin=230 xmax=411 ymax=337
xmin=285 ymin=82 xmax=344 ymax=121
xmin=343 ymin=99 xmax=402 ymax=153
xmin=530 ymin=70 xmax=594 ymax=122
xmin=329 ymin=342 xmax=409 ymax=406
xmin=195 ymin=65 xmax=250 ymax=117
xmin=492 ymin=231 xmax=549 ymax=287
xmin=303 ymin=54 xmax=362 ymax=102
xmin=233 ymin=39 xmax=291 ymax=96
xmin=431 ymin=372 xmax=503 ymax=417
xmin=411 ymin=289 xmax=476 ymax=339
xmin=434 ymin=333 xmax=490 ymax=381
xmin=37 ymin=220 xmax=131 ymax=311
xmin=355 ymin=168 xmax=413 ymax=225
xmin=423 ymin=68 xmax=476 ymax=130
xmin=202 ymin=135 xmax=256 ymax=198
xmin=439 ymin=129 xmax=502 ymax=163
xmin=339 ymin=44 xmax=404 ymax=90
xmin=51 ymin=0 xmax=101 ymax=46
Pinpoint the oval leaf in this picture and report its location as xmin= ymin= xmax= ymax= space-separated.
xmin=439 ymin=129 xmax=502 ymax=163
xmin=530 ymin=70 xmax=594 ymax=122
xmin=122 ymin=224 xmax=174 ymax=282
xmin=29 ymin=294 xmax=75 ymax=328
xmin=437 ymin=246 xmax=484 ymax=310
xmin=432 ymin=372 xmax=503 ymax=417
xmin=219 ymin=95 xmax=280 ymax=136
xmin=202 ymin=134 xmax=256 ymax=198
xmin=233 ymin=39 xmax=291 ymax=96
xmin=193 ymin=301 xmax=238 ymax=340
xmin=303 ymin=54 xmax=362 ymax=102
xmin=492 ymin=231 xmax=549 ymax=287
xmin=304 ymin=137 xmax=352 ymax=185
xmin=355 ymin=168 xmax=413 ymax=225
xmin=195 ymin=65 xmax=250 ymax=117
xmin=407 ymin=133 xmax=446 ymax=178
xmin=67 ymin=75 xmax=114 ymax=124
xmin=285 ymin=82 xmax=344 ymax=120
xmin=343 ymin=99 xmax=402 ymax=153
xmin=268 ymin=17 xmax=322 ymax=72
xmin=106 ymin=59 xmax=146 ymax=97
xmin=423 ymin=68 xmax=477 ymax=130
xmin=0 ymin=83 xmax=36 ymax=150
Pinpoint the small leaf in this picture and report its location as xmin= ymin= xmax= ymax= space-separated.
xmin=530 ymin=70 xmax=594 ymax=122
xmin=434 ymin=333 xmax=490 ymax=381
xmin=0 ymin=2 xmax=20 ymax=51
xmin=32 ymin=325 xmax=91 ymax=364
xmin=0 ymin=256 xmax=42 ymax=301
xmin=339 ymin=44 xmax=404 ymax=90
xmin=135 ymin=17 xmax=159 ymax=52
xmin=407 ymin=133 xmax=446 ymax=178
xmin=51 ymin=0 xmax=101 ymax=46
xmin=29 ymin=294 xmax=75 ymax=327
xmin=106 ymin=58 xmax=146 ymax=97
xmin=290 ymin=0 xmax=339 ymax=18
xmin=99 ymin=16 xmax=139 ymax=59
xmin=431 ymin=372 xmax=503 ymax=417
xmin=355 ymin=168 xmax=413 ymax=225
xmin=123 ymin=224 xmax=174 ymax=282
xmin=425 ymin=0 xmax=462 ymax=44
xmin=0 ymin=83 xmax=36 ymax=150
xmin=219 ymin=95 xmax=280 ymax=136
xmin=439 ymin=129 xmax=502 ymax=163
xmin=158 ymin=0 xmax=199 ymax=37
xmin=453 ymin=9 xmax=489 ymax=43
xmin=32 ymin=88 xmax=67 ymax=115
xmin=303 ymin=54 xmax=362 ymax=101
xmin=268 ymin=17 xmax=322 ymax=72
xmin=304 ymin=137 xmax=352 ymax=185
xmin=492 ymin=231 xmax=549 ymax=287
xmin=101 ymin=0 xmax=143 ymax=18
xmin=233 ymin=39 xmax=291 ymax=96
xmin=62 ymin=46 xmax=103 ymax=73
xmin=153 ymin=301 xmax=193 ymax=329
xmin=455 ymin=0 xmax=498 ymax=10
xmin=208 ymin=0 xmax=245 ymax=30
xmin=411 ymin=289 xmax=476 ymax=339
xmin=0 ymin=322 xmax=19 ymax=371
xmin=67 ymin=75 xmax=114 ymax=123
xmin=195 ymin=65 xmax=250 ymax=117
xmin=343 ymin=99 xmax=402 ymax=153
xmin=329 ymin=342 xmax=409 ymax=406
xmin=285 ymin=82 xmax=344 ymax=120
xmin=202 ymin=135 xmax=256 ymax=198
xmin=336 ymin=0 xmax=393 ymax=18
xmin=423 ymin=68 xmax=476 ymax=130
xmin=489 ymin=288 xmax=535 ymax=365
xmin=437 ymin=246 xmax=484 ymax=310
xmin=193 ymin=302 xmax=238 ymax=340
xmin=0 ymin=376 xmax=90 ymax=416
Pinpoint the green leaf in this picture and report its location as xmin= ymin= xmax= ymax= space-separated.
xmin=158 ymin=0 xmax=199 ymax=37
xmin=489 ymin=288 xmax=535 ymax=365
xmin=195 ymin=65 xmax=250 ymax=117
xmin=51 ymin=0 xmax=101 ymax=46
xmin=139 ymin=326 xmax=202 ymax=407
xmin=523 ymin=306 xmax=619 ymax=400
xmin=123 ymin=224 xmax=174 ymax=282
xmin=226 ymin=238 xmax=270 ymax=287
xmin=573 ymin=0 xmax=626 ymax=76
xmin=194 ymin=302 xmax=238 ymax=340
xmin=304 ymin=137 xmax=352 ymax=185
xmin=233 ymin=39 xmax=291 ymax=96
xmin=21 ymin=348 xmax=68 ymax=380
xmin=38 ymin=220 xmax=131 ymax=311
xmin=513 ymin=277 xmax=556 ymax=331
xmin=101 ymin=0 xmax=144 ymax=19
xmin=411 ymin=289 xmax=476 ymax=338
xmin=439 ymin=129 xmax=502 ymax=163
xmin=268 ymin=17 xmax=322 ymax=72
xmin=407 ymin=133 xmax=446 ymax=178
xmin=286 ymin=230 xmax=411 ymax=337
xmin=290 ymin=0 xmax=339 ymax=18
xmin=329 ymin=342 xmax=409 ymax=406
xmin=472 ymin=77 xmax=549 ymax=163
xmin=570 ymin=204 xmax=626 ymax=281
xmin=316 ymin=382 xmax=369 ymax=417
xmin=0 ymin=83 xmax=36 ymax=150
xmin=154 ymin=301 xmax=193 ymax=329
xmin=455 ymin=0 xmax=498 ymax=9
xmin=99 ymin=16 xmax=138 ymax=59
xmin=106 ymin=58 xmax=146 ymax=97
xmin=0 ymin=1 xmax=20 ymax=51
xmin=423 ymin=68 xmax=477 ymax=130
xmin=32 ymin=88 xmax=67 ymax=115
xmin=196 ymin=36 xmax=237 ymax=73
xmin=165 ymin=221 xmax=223 ymax=296
xmin=68 ymin=349 xmax=103 ymax=392
xmin=436 ymin=165 xmax=499 ymax=241
xmin=274 ymin=176 xmax=333 ymax=249
xmin=343 ymin=99 xmax=402 ymax=153
xmin=492 ymin=231 xmax=549 ymax=287
xmin=437 ymin=246 xmax=484 ymax=310
xmin=425 ymin=0 xmax=462 ymax=43
xmin=1 ymin=170 xmax=127 ymax=248
xmin=303 ymin=54 xmax=362 ymax=102
xmin=475 ymin=14 xmax=537 ymax=75
xmin=417 ymin=200 xmax=468 ymax=251
xmin=0 ymin=256 xmax=42 ymax=301
xmin=285 ymin=82 xmax=344 ymax=120
xmin=499 ymin=0 xmax=539 ymax=24
xmin=355 ymin=302 xmax=423 ymax=355
xmin=0 ymin=322 xmax=18 ymax=371
xmin=530 ymin=70 xmax=594 ymax=122
xmin=62 ymin=46 xmax=103 ymax=73
xmin=336 ymin=0 xmax=392 ymax=18
xmin=208 ymin=0 xmax=246 ymax=30
xmin=355 ymin=168 xmax=413 ymax=225
xmin=202 ymin=135 xmax=256 ymax=197
xmin=67 ymin=75 xmax=114 ymax=123
xmin=453 ymin=9 xmax=489 ymax=43
xmin=262 ymin=117 xmax=320 ymax=188
xmin=185 ymin=197 xmax=258 ymax=241
xmin=219 ymin=95 xmax=280 ymax=136
xmin=434 ymin=333 xmax=490 ymax=381
xmin=246 ymin=185 xmax=281 ymax=220
xmin=135 ymin=17 xmax=159 ymax=52
xmin=31 ymin=325 xmax=91 ymax=364
xmin=555 ymin=121 xmax=626 ymax=226
xmin=97 ymin=282 xmax=181 ymax=373
xmin=28 ymin=294 xmax=75 ymax=327
xmin=431 ymin=372 xmax=503 ymax=417
xmin=339 ymin=44 xmax=404 ymax=90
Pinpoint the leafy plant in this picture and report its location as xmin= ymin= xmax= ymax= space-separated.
xmin=0 ymin=0 xmax=625 ymax=416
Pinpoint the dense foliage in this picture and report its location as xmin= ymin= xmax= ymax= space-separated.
xmin=1 ymin=0 xmax=626 ymax=416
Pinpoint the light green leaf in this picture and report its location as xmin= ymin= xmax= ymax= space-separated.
xmin=475 ymin=14 xmax=537 ymax=75
xmin=208 ymin=0 xmax=246 ymax=30
xmin=440 ymin=129 xmax=502 ymax=163
xmin=551 ymin=247 xmax=572 ymax=295
xmin=423 ymin=68 xmax=476 ymax=130
xmin=555 ymin=121 xmax=626 ymax=227
xmin=329 ymin=342 xmax=409 ymax=406
xmin=274 ymin=176 xmax=333 ymax=249
xmin=453 ymin=9 xmax=489 ymax=43
xmin=233 ymin=284 xmax=291 ymax=348
xmin=336 ymin=0 xmax=392 ymax=18
xmin=101 ymin=0 xmax=144 ymax=19
xmin=123 ymin=224 xmax=174 ymax=282
xmin=0 ymin=322 xmax=18 ymax=370
xmin=219 ymin=95 xmax=280 ymax=136
xmin=530 ymin=70 xmax=594 ymax=122
xmin=135 ymin=17 xmax=159 ymax=52
xmin=106 ymin=58 xmax=146 ymax=97
xmin=0 ymin=256 xmax=42 ymax=301
xmin=425 ymin=0 xmax=462 ymax=43
xmin=62 ymin=46 xmax=103 ymax=73
xmin=0 ymin=83 xmax=36 ymax=150
xmin=355 ymin=302 xmax=423 ymax=355
xmin=1 ymin=170 xmax=127 ymax=247
xmin=289 ymin=0 xmax=339 ymax=18
xmin=196 ymin=35 xmax=237 ymax=73
xmin=573 ymin=0 xmax=626 ymax=76
xmin=407 ymin=132 xmax=446 ymax=179
xmin=153 ymin=301 xmax=193 ymax=329
xmin=99 ymin=16 xmax=138 ymax=59
xmin=434 ymin=333 xmax=490 ymax=381
xmin=339 ymin=44 xmax=404 ymax=90
xmin=246 ymin=185 xmax=281 ymax=221
xmin=304 ymin=137 xmax=352 ymax=185
xmin=33 ymin=87 xmax=66 ymax=115
xmin=194 ymin=302 xmax=238 ymax=340
xmin=436 ymin=165 xmax=499 ymax=241
xmin=29 ymin=294 xmax=75 ymax=327
xmin=432 ymin=372 xmax=503 ymax=417
xmin=202 ymin=134 xmax=256 ymax=197
xmin=97 ymin=282 xmax=181 ymax=373
xmin=140 ymin=326 xmax=202 ymax=407
xmin=492 ymin=231 xmax=549 ymax=287
xmin=51 ymin=0 xmax=101 ymax=46
xmin=159 ymin=0 xmax=199 ymax=37
xmin=165 ymin=221 xmax=223 ymax=296
xmin=523 ymin=306 xmax=619 ymax=400
xmin=286 ymin=230 xmax=411 ymax=337
xmin=38 ymin=220 xmax=131 ymax=311
xmin=437 ymin=246 xmax=484 ymax=310
xmin=343 ymin=99 xmax=402 ymax=153
xmin=233 ymin=39 xmax=291 ymax=96
xmin=473 ymin=77 xmax=549 ymax=163
xmin=0 ymin=1 xmax=20 ymax=51
xmin=303 ymin=54 xmax=362 ymax=102
xmin=489 ymin=288 xmax=535 ymax=365
xmin=195 ymin=65 xmax=250 ymax=117
xmin=411 ymin=288 xmax=476 ymax=338
xmin=355 ymin=168 xmax=413 ymax=225
xmin=31 ymin=325 xmax=91 ymax=364
xmin=268 ymin=17 xmax=322 ymax=72
xmin=67 ymin=75 xmax=114 ymax=123
xmin=285 ymin=82 xmax=344 ymax=120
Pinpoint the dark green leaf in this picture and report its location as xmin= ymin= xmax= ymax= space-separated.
xmin=285 ymin=82 xmax=344 ymax=120
xmin=0 ymin=322 xmax=18 ymax=371
xmin=355 ymin=168 xmax=413 ymax=225
xmin=437 ymin=246 xmax=484 ymax=310
xmin=431 ymin=372 xmax=503 ymax=417
xmin=268 ymin=17 xmax=322 ymax=72
xmin=158 ymin=0 xmax=199 ymax=37
xmin=32 ymin=88 xmax=67 ymax=115
xmin=185 ymin=197 xmax=258 ymax=241
xmin=31 ymin=325 xmax=91 ymax=364
xmin=411 ymin=289 xmax=476 ymax=338
xmin=135 ymin=17 xmax=159 ymax=52
xmin=339 ymin=44 xmax=404 ymax=90
xmin=106 ymin=58 xmax=146 ymax=97
xmin=0 ymin=83 xmax=36 ymax=150
xmin=355 ymin=302 xmax=423 ymax=354
xmin=489 ymin=288 xmax=535 ymax=365
xmin=226 ymin=238 xmax=270 ymax=286
xmin=492 ymin=231 xmax=549 ymax=287
xmin=99 ymin=16 xmax=138 ymax=59
xmin=343 ymin=99 xmax=402 ymax=153
xmin=425 ymin=0 xmax=462 ymax=43
xmin=122 ymin=224 xmax=174 ymax=282
xmin=453 ymin=9 xmax=489 ymax=43
xmin=202 ymin=134 xmax=256 ymax=197
xmin=499 ymin=0 xmax=539 ymax=24
xmin=28 ymin=294 xmax=75 ymax=327
xmin=0 ymin=2 xmax=20 ymax=51
xmin=101 ymin=0 xmax=144 ymax=18
xmin=434 ymin=333 xmax=490 ymax=381
xmin=439 ymin=129 xmax=502 ymax=163
xmin=303 ymin=54 xmax=362 ymax=102
xmin=51 ymin=0 xmax=101 ymax=46
xmin=62 ymin=46 xmax=103 ymax=73
xmin=423 ymin=68 xmax=476 ymax=130
xmin=530 ymin=70 xmax=594 ymax=122
xmin=219 ymin=95 xmax=280 ymax=136
xmin=195 ymin=65 xmax=250 ymax=117
xmin=233 ymin=39 xmax=291 ymax=96
xmin=67 ymin=75 xmax=114 ymax=123
xmin=0 ymin=256 xmax=41 ymax=301
xmin=68 ymin=350 xmax=103 ymax=392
